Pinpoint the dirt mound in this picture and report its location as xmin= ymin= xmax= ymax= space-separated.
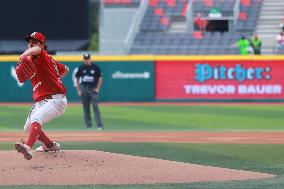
xmin=0 ymin=150 xmax=274 ymax=185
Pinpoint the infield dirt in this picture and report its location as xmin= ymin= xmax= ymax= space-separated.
xmin=1 ymin=131 xmax=284 ymax=144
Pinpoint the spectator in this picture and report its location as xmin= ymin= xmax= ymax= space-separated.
xmin=232 ymin=36 xmax=251 ymax=55
xmin=208 ymin=8 xmax=222 ymax=18
xmin=279 ymin=17 xmax=284 ymax=31
xmin=194 ymin=13 xmax=208 ymax=31
xmin=250 ymin=33 xmax=262 ymax=55
xmin=276 ymin=31 xmax=284 ymax=48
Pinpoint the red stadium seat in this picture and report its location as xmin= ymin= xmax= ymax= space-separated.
xmin=121 ymin=0 xmax=131 ymax=4
xmin=149 ymin=0 xmax=159 ymax=6
xmin=182 ymin=2 xmax=188 ymax=16
xmin=154 ymin=8 xmax=164 ymax=16
xmin=165 ymin=0 xmax=176 ymax=7
xmin=193 ymin=31 xmax=203 ymax=39
xmin=160 ymin=17 xmax=170 ymax=26
xmin=239 ymin=12 xmax=248 ymax=20
xmin=203 ymin=0 xmax=213 ymax=7
xmin=241 ymin=0 xmax=251 ymax=6
xmin=104 ymin=0 xmax=132 ymax=4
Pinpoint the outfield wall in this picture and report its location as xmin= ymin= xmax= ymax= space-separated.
xmin=156 ymin=60 xmax=284 ymax=101
xmin=0 ymin=55 xmax=284 ymax=102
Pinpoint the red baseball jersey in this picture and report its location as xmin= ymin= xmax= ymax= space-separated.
xmin=30 ymin=49 xmax=67 ymax=102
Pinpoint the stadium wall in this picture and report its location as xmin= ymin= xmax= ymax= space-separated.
xmin=1 ymin=55 xmax=284 ymax=102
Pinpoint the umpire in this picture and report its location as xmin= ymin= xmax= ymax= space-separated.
xmin=75 ymin=53 xmax=104 ymax=130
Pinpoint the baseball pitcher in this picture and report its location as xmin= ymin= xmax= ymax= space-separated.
xmin=14 ymin=32 xmax=69 ymax=160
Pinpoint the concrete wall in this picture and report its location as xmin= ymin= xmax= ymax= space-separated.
xmin=99 ymin=8 xmax=137 ymax=54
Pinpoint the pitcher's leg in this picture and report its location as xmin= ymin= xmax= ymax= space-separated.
xmin=16 ymin=103 xmax=39 ymax=160
xmin=26 ymin=122 xmax=43 ymax=148
xmin=23 ymin=103 xmax=38 ymax=133
xmin=32 ymin=98 xmax=67 ymax=125
xmin=31 ymin=98 xmax=67 ymax=147
xmin=91 ymin=92 xmax=103 ymax=128
xmin=37 ymin=130 xmax=53 ymax=147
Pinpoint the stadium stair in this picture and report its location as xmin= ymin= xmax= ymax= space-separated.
xmin=169 ymin=22 xmax=187 ymax=33
xmin=255 ymin=0 xmax=284 ymax=54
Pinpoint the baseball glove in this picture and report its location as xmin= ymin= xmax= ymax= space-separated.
xmin=15 ymin=56 xmax=36 ymax=83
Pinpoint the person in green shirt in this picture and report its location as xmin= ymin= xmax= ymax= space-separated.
xmin=235 ymin=36 xmax=251 ymax=55
xmin=250 ymin=33 xmax=262 ymax=55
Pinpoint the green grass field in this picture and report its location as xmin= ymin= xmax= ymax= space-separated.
xmin=1 ymin=104 xmax=284 ymax=131
xmin=0 ymin=104 xmax=284 ymax=189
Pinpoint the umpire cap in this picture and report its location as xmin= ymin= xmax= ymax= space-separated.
xmin=83 ymin=53 xmax=91 ymax=60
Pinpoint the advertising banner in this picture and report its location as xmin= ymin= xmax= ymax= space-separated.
xmin=156 ymin=60 xmax=284 ymax=100
xmin=97 ymin=61 xmax=155 ymax=102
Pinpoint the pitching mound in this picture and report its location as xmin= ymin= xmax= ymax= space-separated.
xmin=0 ymin=150 xmax=274 ymax=185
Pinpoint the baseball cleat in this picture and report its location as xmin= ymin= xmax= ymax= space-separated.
xmin=15 ymin=142 xmax=33 ymax=160
xmin=35 ymin=142 xmax=61 ymax=152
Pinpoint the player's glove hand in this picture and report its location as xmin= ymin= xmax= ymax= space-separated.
xmin=15 ymin=56 xmax=36 ymax=83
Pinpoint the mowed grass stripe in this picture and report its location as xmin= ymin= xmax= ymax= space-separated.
xmin=0 ymin=104 xmax=283 ymax=131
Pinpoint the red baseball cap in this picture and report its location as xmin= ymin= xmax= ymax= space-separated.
xmin=25 ymin=32 xmax=46 ymax=44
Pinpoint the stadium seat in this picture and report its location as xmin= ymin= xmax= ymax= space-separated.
xmin=129 ymin=0 xmax=262 ymax=55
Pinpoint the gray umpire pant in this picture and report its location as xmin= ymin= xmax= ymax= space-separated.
xmin=80 ymin=85 xmax=103 ymax=129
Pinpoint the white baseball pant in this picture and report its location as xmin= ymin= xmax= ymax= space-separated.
xmin=24 ymin=94 xmax=67 ymax=132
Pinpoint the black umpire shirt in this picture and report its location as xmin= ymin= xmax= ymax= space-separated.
xmin=75 ymin=64 xmax=102 ymax=88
